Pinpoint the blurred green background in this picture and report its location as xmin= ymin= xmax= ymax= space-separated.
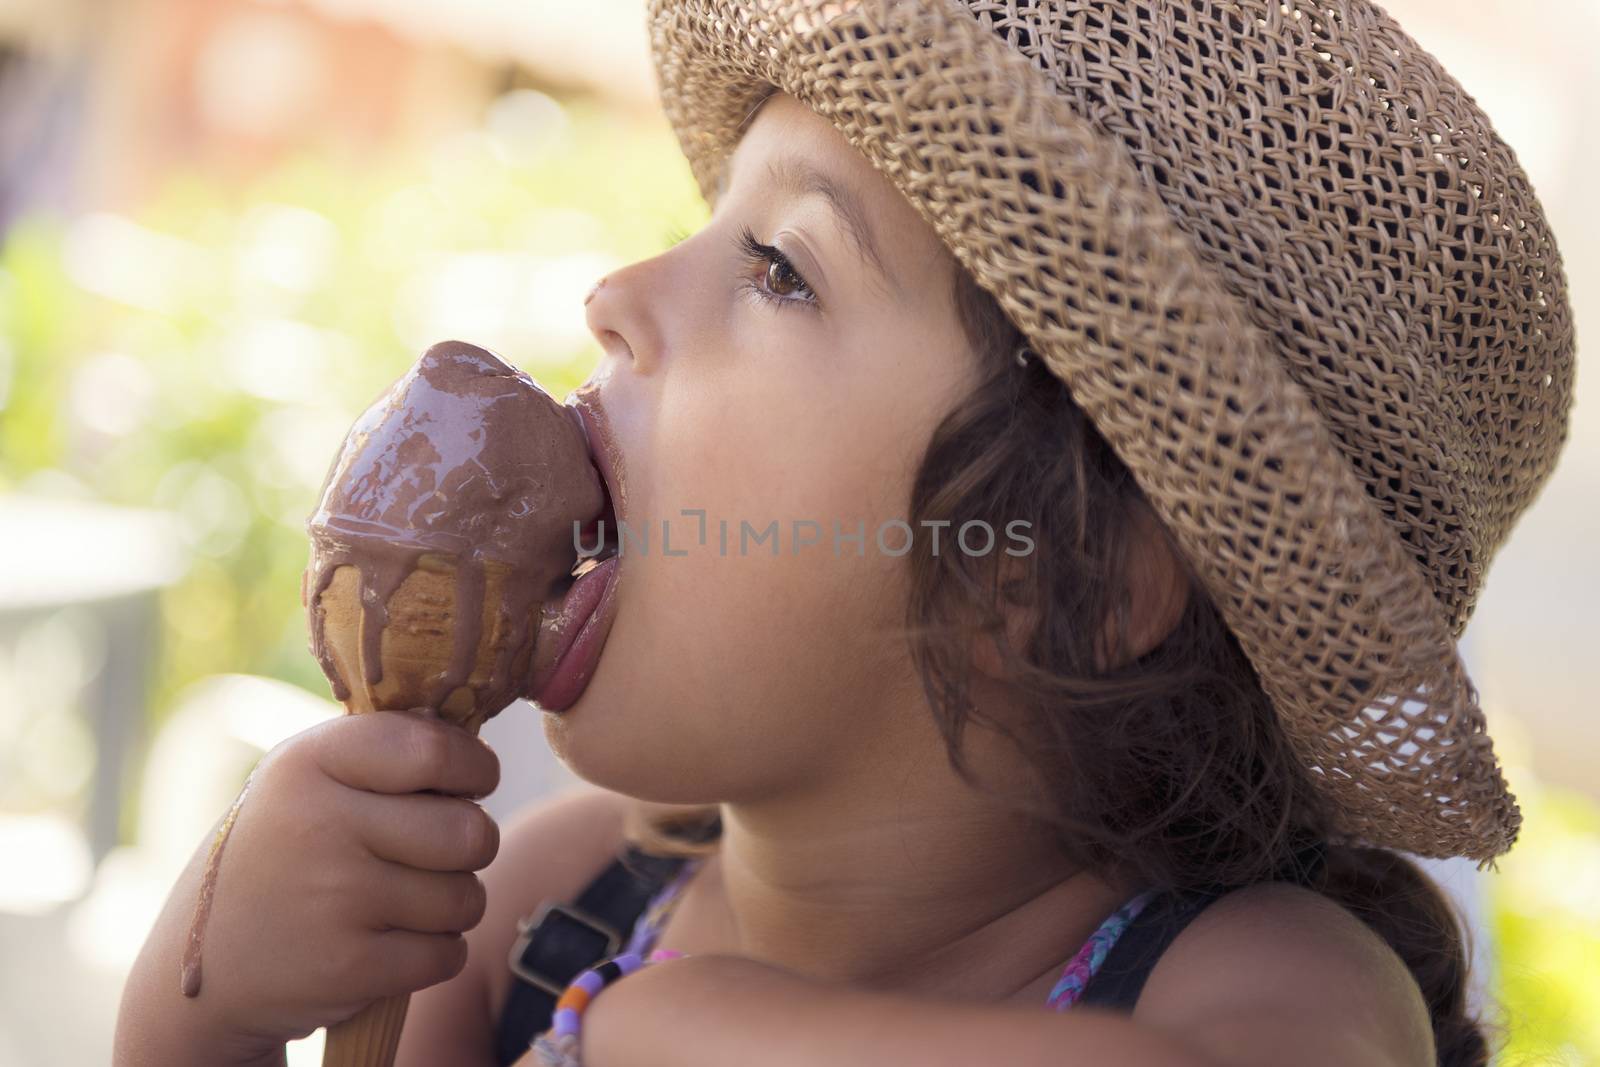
xmin=0 ymin=1 xmax=1595 ymax=1065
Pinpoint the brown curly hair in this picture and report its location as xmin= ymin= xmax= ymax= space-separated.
xmin=623 ymin=255 xmax=1498 ymax=1067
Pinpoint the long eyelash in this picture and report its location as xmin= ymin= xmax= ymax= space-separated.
xmin=734 ymin=225 xmax=819 ymax=312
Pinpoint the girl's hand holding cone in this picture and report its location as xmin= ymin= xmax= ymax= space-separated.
xmin=115 ymin=709 xmax=500 ymax=1066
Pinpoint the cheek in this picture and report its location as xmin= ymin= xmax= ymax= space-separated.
xmin=546 ymin=324 xmax=972 ymax=800
xmin=644 ymin=390 xmax=914 ymax=703
xmin=548 ymin=514 xmax=914 ymax=803
xmin=547 ymin=382 xmax=921 ymax=798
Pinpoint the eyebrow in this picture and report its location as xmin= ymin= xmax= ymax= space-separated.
xmin=718 ymin=152 xmax=900 ymax=299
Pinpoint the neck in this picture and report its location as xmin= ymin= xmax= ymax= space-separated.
xmin=694 ymin=711 xmax=1131 ymax=1001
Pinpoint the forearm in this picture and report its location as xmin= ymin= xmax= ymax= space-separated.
xmin=583 ymin=955 xmax=1216 ymax=1067
xmin=113 ymin=834 xmax=285 ymax=1067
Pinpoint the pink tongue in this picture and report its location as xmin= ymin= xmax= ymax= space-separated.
xmin=527 ymin=559 xmax=614 ymax=698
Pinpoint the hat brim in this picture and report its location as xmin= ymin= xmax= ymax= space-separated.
xmin=646 ymin=0 xmax=1520 ymax=861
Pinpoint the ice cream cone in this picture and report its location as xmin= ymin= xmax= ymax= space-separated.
xmin=311 ymin=553 xmax=532 ymax=1066
xmin=311 ymin=553 xmax=540 ymax=1066
xmin=301 ymin=340 xmax=605 ymax=1067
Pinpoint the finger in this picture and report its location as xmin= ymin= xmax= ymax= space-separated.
xmin=313 ymin=709 xmax=500 ymax=797
xmin=368 ymin=862 xmax=488 ymax=936
xmin=355 ymin=791 xmax=500 ymax=872
xmin=364 ymin=929 xmax=471 ymax=998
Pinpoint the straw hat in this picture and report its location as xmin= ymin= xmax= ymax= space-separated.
xmin=644 ymin=0 xmax=1576 ymax=863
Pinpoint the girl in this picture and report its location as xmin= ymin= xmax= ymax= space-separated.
xmin=116 ymin=2 xmax=1575 ymax=1066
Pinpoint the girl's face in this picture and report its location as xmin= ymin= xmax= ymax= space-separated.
xmin=548 ymin=91 xmax=984 ymax=803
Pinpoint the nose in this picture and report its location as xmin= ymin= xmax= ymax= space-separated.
xmin=583 ymin=260 xmax=659 ymax=375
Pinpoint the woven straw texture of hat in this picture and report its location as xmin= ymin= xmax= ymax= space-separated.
xmin=645 ymin=0 xmax=1577 ymax=862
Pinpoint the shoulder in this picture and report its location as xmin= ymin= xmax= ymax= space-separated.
xmin=1132 ymin=881 xmax=1435 ymax=1067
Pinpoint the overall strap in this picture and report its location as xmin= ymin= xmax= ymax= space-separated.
xmin=494 ymin=843 xmax=690 ymax=1066
xmin=1074 ymin=888 xmax=1224 ymax=1012
xmin=1077 ymin=839 xmax=1329 ymax=1013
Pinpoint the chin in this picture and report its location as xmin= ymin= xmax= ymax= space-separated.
xmin=539 ymin=668 xmax=730 ymax=807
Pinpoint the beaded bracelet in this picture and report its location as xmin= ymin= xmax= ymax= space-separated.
xmin=529 ymin=948 xmax=687 ymax=1067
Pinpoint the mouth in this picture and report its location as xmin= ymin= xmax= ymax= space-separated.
xmin=568 ymin=479 xmax=620 ymax=580
xmin=526 ymin=392 xmax=625 ymax=712
xmin=555 ymin=395 xmax=623 ymax=592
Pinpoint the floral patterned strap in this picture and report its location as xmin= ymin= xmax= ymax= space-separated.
xmin=1045 ymin=888 xmax=1159 ymax=1011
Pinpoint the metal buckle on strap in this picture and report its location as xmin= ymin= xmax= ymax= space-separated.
xmin=507 ymin=901 xmax=625 ymax=997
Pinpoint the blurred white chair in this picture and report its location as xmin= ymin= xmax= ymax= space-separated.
xmin=0 ymin=493 xmax=186 ymax=870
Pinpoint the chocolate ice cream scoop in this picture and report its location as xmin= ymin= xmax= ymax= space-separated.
xmin=303 ymin=339 xmax=604 ymax=729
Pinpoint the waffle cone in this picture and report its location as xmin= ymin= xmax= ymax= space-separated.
xmin=314 ymin=552 xmax=537 ymax=1065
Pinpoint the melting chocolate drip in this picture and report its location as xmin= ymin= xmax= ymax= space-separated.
xmin=180 ymin=770 xmax=254 ymax=997
xmin=302 ymin=531 xmax=547 ymax=712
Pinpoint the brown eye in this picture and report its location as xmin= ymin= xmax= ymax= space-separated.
xmin=735 ymin=226 xmax=818 ymax=310
xmin=764 ymin=258 xmax=805 ymax=298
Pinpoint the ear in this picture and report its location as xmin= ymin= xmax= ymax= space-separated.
xmin=1093 ymin=504 xmax=1190 ymax=672
xmin=971 ymin=552 xmax=1041 ymax=682
xmin=971 ymin=505 xmax=1190 ymax=681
